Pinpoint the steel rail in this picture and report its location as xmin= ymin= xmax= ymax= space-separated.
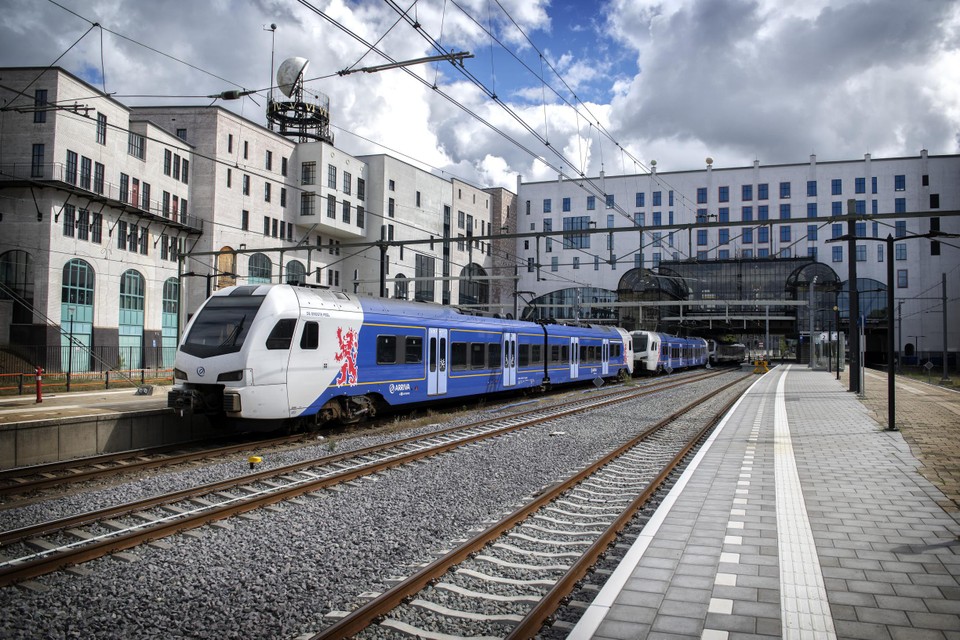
xmin=0 ymin=371 xmax=729 ymax=586
xmin=0 ymin=433 xmax=308 ymax=498
xmin=309 ymin=376 xmax=746 ymax=639
xmin=507 ymin=384 xmax=744 ymax=638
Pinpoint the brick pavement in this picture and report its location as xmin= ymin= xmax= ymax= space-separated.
xmin=843 ymin=367 xmax=960 ymax=513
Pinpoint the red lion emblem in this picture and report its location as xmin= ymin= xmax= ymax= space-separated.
xmin=334 ymin=327 xmax=359 ymax=387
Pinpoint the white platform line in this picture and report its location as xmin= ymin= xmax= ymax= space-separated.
xmin=775 ymin=368 xmax=836 ymax=639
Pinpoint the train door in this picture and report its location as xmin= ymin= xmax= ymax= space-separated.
xmin=570 ymin=336 xmax=579 ymax=378
xmin=428 ymin=327 xmax=448 ymax=396
xmin=502 ymin=332 xmax=517 ymax=387
xmin=602 ymin=339 xmax=609 ymax=376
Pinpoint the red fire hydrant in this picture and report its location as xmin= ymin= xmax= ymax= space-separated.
xmin=35 ymin=366 xmax=44 ymax=404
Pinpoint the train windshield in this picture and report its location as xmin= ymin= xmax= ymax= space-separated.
xmin=180 ymin=295 xmax=266 ymax=358
xmin=633 ymin=334 xmax=648 ymax=351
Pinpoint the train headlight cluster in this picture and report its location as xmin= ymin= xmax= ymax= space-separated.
xmin=174 ymin=368 xmax=188 ymax=380
xmin=217 ymin=370 xmax=244 ymax=382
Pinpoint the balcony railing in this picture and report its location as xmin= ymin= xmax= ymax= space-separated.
xmin=0 ymin=162 xmax=203 ymax=233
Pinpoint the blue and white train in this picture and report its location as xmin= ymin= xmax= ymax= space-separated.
xmin=630 ymin=330 xmax=709 ymax=375
xmin=169 ymin=284 xmax=634 ymax=431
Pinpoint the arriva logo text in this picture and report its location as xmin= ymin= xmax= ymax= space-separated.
xmin=388 ymin=383 xmax=411 ymax=394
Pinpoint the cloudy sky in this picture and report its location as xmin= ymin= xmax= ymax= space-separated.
xmin=3 ymin=0 xmax=959 ymax=189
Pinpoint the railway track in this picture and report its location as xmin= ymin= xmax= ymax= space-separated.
xmin=0 ymin=370 xmax=707 ymax=502
xmin=310 ymin=376 xmax=747 ymax=639
xmin=0 ymin=369 xmax=731 ymax=588
xmin=0 ymin=433 xmax=311 ymax=502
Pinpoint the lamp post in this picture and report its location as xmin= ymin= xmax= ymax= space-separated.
xmin=827 ymin=229 xmax=956 ymax=431
xmin=834 ymin=305 xmax=840 ymax=380
xmin=66 ymin=307 xmax=75 ymax=392
xmin=808 ymin=276 xmax=817 ymax=368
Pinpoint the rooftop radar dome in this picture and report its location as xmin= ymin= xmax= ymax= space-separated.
xmin=277 ymin=57 xmax=309 ymax=97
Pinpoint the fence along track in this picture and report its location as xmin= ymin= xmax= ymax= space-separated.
xmin=0 ymin=370 xmax=730 ymax=587
xmin=309 ymin=377 xmax=746 ymax=640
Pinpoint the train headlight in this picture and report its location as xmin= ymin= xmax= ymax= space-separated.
xmin=174 ymin=368 xmax=188 ymax=380
xmin=217 ymin=370 xmax=244 ymax=382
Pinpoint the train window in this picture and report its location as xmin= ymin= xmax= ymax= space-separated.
xmin=488 ymin=342 xmax=502 ymax=368
xmin=451 ymin=342 xmax=467 ymax=370
xmin=518 ymin=344 xmax=529 ymax=366
xmin=531 ymin=344 xmax=542 ymax=364
xmin=299 ymin=321 xmax=319 ymax=349
xmin=439 ymin=337 xmax=446 ymax=370
xmin=470 ymin=343 xmax=485 ymax=369
xmin=266 ymin=318 xmax=297 ymax=350
xmin=377 ymin=335 xmax=397 ymax=364
xmin=405 ymin=336 xmax=423 ymax=364
xmin=561 ymin=345 xmax=569 ymax=362
xmin=429 ymin=337 xmax=437 ymax=372
xmin=550 ymin=345 xmax=560 ymax=363
xmin=611 ymin=343 xmax=621 ymax=359
xmin=633 ymin=335 xmax=647 ymax=351
xmin=579 ymin=346 xmax=587 ymax=363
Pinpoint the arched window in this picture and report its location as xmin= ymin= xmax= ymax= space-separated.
xmin=286 ymin=260 xmax=306 ymax=285
xmin=394 ymin=274 xmax=408 ymax=300
xmin=248 ymin=253 xmax=272 ymax=284
xmin=161 ymin=278 xmax=179 ymax=367
xmin=0 ymin=250 xmax=34 ymax=324
xmin=60 ymin=259 xmax=95 ymax=373
xmin=458 ymin=264 xmax=489 ymax=307
xmin=119 ymin=269 xmax=145 ymax=369
xmin=216 ymin=246 xmax=237 ymax=290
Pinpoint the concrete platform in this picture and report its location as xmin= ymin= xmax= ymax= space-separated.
xmin=0 ymin=386 xmax=214 ymax=469
xmin=571 ymin=365 xmax=960 ymax=640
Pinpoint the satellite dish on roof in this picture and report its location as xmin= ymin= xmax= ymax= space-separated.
xmin=277 ymin=57 xmax=309 ymax=97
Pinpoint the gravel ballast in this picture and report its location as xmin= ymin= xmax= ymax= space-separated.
xmin=0 ymin=372 xmax=751 ymax=639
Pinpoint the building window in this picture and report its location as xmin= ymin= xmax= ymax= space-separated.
xmin=562 ymin=197 xmax=571 ymax=212
xmin=831 ymin=178 xmax=842 ymax=195
xmin=719 ymin=229 xmax=729 ymax=245
xmin=242 ymin=174 xmax=250 ymax=195
xmin=172 ymin=154 xmax=180 ymax=180
xmin=897 ymin=269 xmax=908 ymax=288
xmin=606 ymin=194 xmax=615 ymax=209
xmin=388 ymin=197 xmax=395 ymax=217
xmin=388 ymin=179 xmax=395 ymax=191
xmin=742 ymin=184 xmax=753 ymax=201
xmin=780 ymin=182 xmax=791 ymax=198
xmin=930 ymin=193 xmax=940 ymax=209
xmin=780 ymin=204 xmax=791 ymax=219
xmin=31 ymin=143 xmax=44 ymax=177
xmin=263 ymin=216 xmax=270 ymax=236
xmin=176 ymin=128 xmax=187 ymax=141
xmin=227 ymin=168 xmax=232 ymax=188
xmin=758 ymin=227 xmax=769 ymax=243
xmin=65 ymin=150 xmax=77 ymax=185
xmin=743 ymin=228 xmax=753 ymax=243
xmin=895 ymin=220 xmax=906 ymax=237
xmin=414 ymin=254 xmax=435 ymax=302
xmin=241 ymin=209 xmax=249 ymax=230
xmin=342 ymin=200 xmax=351 ymax=223
xmin=344 ymin=171 xmax=352 ymax=195
xmin=780 ymin=225 xmax=791 ymax=242
xmin=34 ymin=89 xmax=47 ymax=123
xmin=327 ymin=195 xmax=336 ymax=218
xmin=280 ymin=188 xmax=287 ymax=208
xmin=758 ymin=205 xmax=769 ymax=221
xmin=301 ymin=161 xmax=316 ymax=185
xmin=653 ymin=191 xmax=662 ymax=206
xmin=894 ymin=174 xmax=905 ymax=191
xmin=855 ymin=245 xmax=866 ymax=262
xmin=807 ymin=203 xmax=817 ymax=218
xmin=181 ymin=159 xmax=188 ymax=184
xmin=697 ymin=229 xmax=708 ymax=246
xmin=300 ymin=193 xmax=315 ymax=216
xmin=63 ymin=204 xmax=75 ymax=237
xmin=264 ymin=182 xmax=271 ymax=203
xmin=718 ymin=186 xmax=729 ymax=202
xmin=855 ymin=177 xmax=865 ymax=194
xmin=543 ymin=198 xmax=552 ymax=213
xmin=758 ymin=183 xmax=769 ymax=200
xmin=807 ymin=224 xmax=818 ymax=241
xmin=243 ymin=140 xmax=249 ymax=159
xmin=265 ymin=150 xmax=273 ymax=170
xmin=96 ymin=113 xmax=107 ymax=145
xmin=80 ymin=156 xmax=91 ymax=189
xmin=128 ymin=132 xmax=145 ymax=159
xmin=636 ymin=192 xmax=645 ymax=207
xmin=327 ymin=164 xmax=337 ymax=189
xmin=586 ymin=195 xmax=595 ymax=210
xmin=357 ymin=205 xmax=364 ymax=228
xmin=895 ymin=243 xmax=907 ymax=260
xmin=357 ymin=178 xmax=365 ymax=201
xmin=807 ymin=180 xmax=817 ymax=197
